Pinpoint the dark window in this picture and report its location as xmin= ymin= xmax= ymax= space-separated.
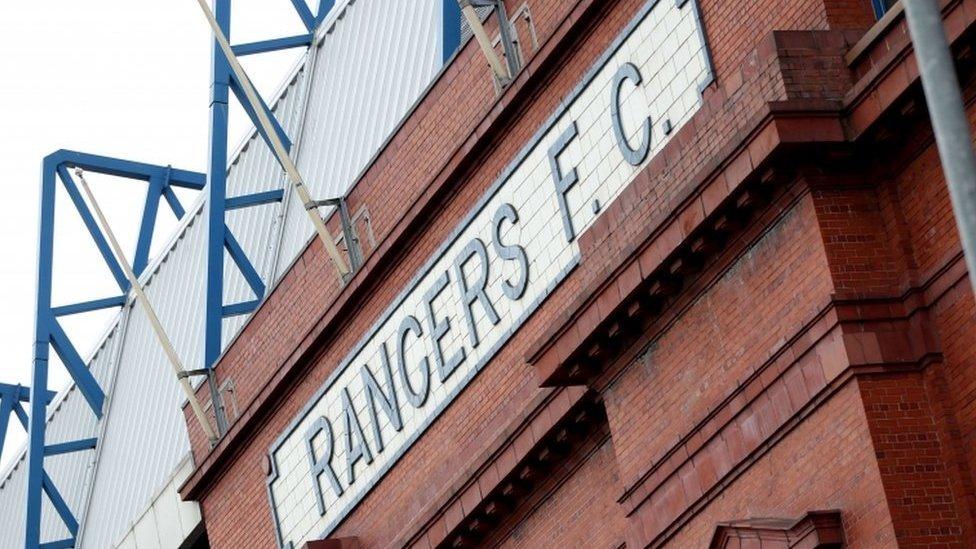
xmin=872 ymin=0 xmax=898 ymax=19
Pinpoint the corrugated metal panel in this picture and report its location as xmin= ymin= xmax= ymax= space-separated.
xmin=0 ymin=1 xmax=446 ymax=546
xmin=109 ymin=454 xmax=202 ymax=549
xmin=77 ymin=212 xmax=207 ymax=548
xmin=273 ymin=0 xmax=442 ymax=277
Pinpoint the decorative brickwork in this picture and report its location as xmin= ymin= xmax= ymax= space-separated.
xmin=709 ymin=510 xmax=844 ymax=549
xmin=181 ymin=0 xmax=976 ymax=548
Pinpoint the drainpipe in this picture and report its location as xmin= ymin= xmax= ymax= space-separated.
xmin=903 ymin=0 xmax=976 ymax=296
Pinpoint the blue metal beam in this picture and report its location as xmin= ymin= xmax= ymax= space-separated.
xmin=871 ymin=0 xmax=888 ymax=19
xmin=47 ymin=319 xmax=104 ymax=418
xmin=51 ymin=295 xmax=126 ymax=317
xmin=133 ymin=174 xmax=165 ymax=274
xmin=226 ymin=189 xmax=284 ymax=210
xmin=41 ymin=472 xmax=78 ymax=536
xmin=0 ymin=392 xmax=13 ymax=460
xmin=162 ymin=186 xmax=187 ymax=219
xmin=45 ymin=438 xmax=98 ymax=456
xmin=288 ymin=0 xmax=317 ymax=32
xmin=443 ymin=0 xmax=463 ymax=63
xmin=232 ymin=34 xmax=312 ymax=56
xmin=13 ymin=401 xmax=29 ymax=429
xmin=228 ymin=74 xmax=293 ymax=154
xmin=222 ymin=299 xmax=260 ymax=318
xmin=49 ymin=150 xmax=205 ymax=189
xmin=25 ymin=158 xmax=58 ymax=549
xmin=56 ymin=166 xmax=129 ymax=293
xmin=39 ymin=540 xmax=74 ymax=549
xmin=316 ymin=0 xmax=336 ymax=25
xmin=0 ymin=383 xmax=55 ymax=404
xmin=205 ymin=0 xmax=233 ymax=437
xmin=224 ymin=230 xmax=266 ymax=299
xmin=0 ymin=387 xmax=54 ymax=456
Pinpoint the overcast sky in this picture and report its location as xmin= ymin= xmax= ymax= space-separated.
xmin=0 ymin=0 xmax=314 ymax=470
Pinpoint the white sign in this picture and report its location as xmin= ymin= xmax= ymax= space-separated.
xmin=267 ymin=0 xmax=713 ymax=545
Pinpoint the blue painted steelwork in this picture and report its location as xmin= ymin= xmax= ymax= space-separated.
xmin=317 ymin=1 xmax=337 ymax=26
xmin=226 ymin=189 xmax=285 ymax=210
xmin=18 ymin=153 xmax=287 ymax=549
xmin=202 ymin=0 xmax=335 ymax=436
xmin=289 ymin=0 xmax=318 ymax=31
xmin=223 ymin=299 xmax=262 ymax=318
xmin=204 ymin=0 xmax=233 ymax=439
xmin=443 ymin=0 xmax=463 ymax=62
xmin=9 ymin=2 xmax=465 ymax=546
xmin=871 ymin=0 xmax=896 ymax=19
xmin=233 ymin=34 xmax=313 ymax=57
xmin=43 ymin=439 xmax=98 ymax=457
xmin=1 ymin=382 xmax=79 ymax=549
xmin=22 ymin=150 xmax=206 ymax=549
xmin=50 ymin=296 xmax=126 ymax=317
xmin=0 ymin=384 xmax=55 ymax=463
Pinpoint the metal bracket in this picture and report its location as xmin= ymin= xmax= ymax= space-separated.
xmin=305 ymin=196 xmax=365 ymax=276
xmin=175 ymin=369 xmax=211 ymax=380
xmin=458 ymin=0 xmax=522 ymax=86
xmin=472 ymin=0 xmax=521 ymax=76
xmin=218 ymin=377 xmax=240 ymax=423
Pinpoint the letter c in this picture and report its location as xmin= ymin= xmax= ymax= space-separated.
xmin=611 ymin=62 xmax=652 ymax=166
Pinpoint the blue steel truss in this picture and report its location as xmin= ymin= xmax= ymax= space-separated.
xmin=22 ymin=148 xmax=280 ymax=548
xmin=6 ymin=2 xmax=463 ymax=548
xmin=24 ymin=150 xmax=207 ymax=549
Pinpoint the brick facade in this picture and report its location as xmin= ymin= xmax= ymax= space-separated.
xmin=180 ymin=0 xmax=976 ymax=547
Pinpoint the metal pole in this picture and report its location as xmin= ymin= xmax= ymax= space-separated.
xmin=267 ymin=35 xmax=321 ymax=284
xmin=904 ymin=0 xmax=976 ymax=296
xmin=336 ymin=198 xmax=364 ymax=272
xmin=493 ymin=0 xmax=521 ymax=77
xmin=73 ymin=304 xmax=134 ymax=548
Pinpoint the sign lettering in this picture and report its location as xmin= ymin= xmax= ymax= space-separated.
xmin=267 ymin=1 xmax=713 ymax=545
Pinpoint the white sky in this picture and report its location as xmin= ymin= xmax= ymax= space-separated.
xmin=0 ymin=1 xmax=314 ymax=470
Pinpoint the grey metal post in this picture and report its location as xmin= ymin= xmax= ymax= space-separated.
xmin=494 ymin=0 xmax=522 ymax=77
xmin=336 ymin=198 xmax=364 ymax=272
xmin=465 ymin=0 xmax=522 ymax=79
xmin=904 ymin=0 xmax=976 ymax=296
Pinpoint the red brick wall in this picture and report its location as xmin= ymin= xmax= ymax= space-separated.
xmin=812 ymin=184 xmax=906 ymax=299
xmin=881 ymin=101 xmax=976 ymax=546
xmin=181 ymin=0 xmax=976 ymax=548
xmin=858 ymin=372 xmax=970 ymax=547
xmin=603 ymin=195 xmax=833 ymax=487
xmin=184 ymin=0 xmax=873 ymax=467
xmin=488 ymin=437 xmax=629 ymax=548
xmin=894 ymin=128 xmax=965 ymax=282
xmin=189 ymin=0 xmax=667 ymax=545
xmin=665 ymin=384 xmax=897 ymax=547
